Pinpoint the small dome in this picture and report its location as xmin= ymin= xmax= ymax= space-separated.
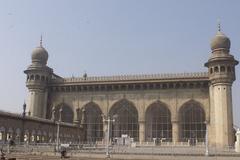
xmin=211 ymin=31 xmax=230 ymax=52
xmin=31 ymin=46 xmax=48 ymax=65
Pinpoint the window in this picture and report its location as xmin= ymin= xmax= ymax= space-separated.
xmin=210 ymin=68 xmax=213 ymax=74
xmin=214 ymin=66 xmax=219 ymax=72
xmin=220 ymin=66 xmax=225 ymax=72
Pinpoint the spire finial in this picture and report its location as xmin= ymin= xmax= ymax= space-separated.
xmin=217 ymin=19 xmax=221 ymax=32
xmin=40 ymin=35 xmax=43 ymax=47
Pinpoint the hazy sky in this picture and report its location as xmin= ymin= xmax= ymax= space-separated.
xmin=0 ymin=0 xmax=239 ymax=126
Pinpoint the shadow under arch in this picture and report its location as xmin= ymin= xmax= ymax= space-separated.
xmin=109 ymin=99 xmax=139 ymax=141
xmin=55 ymin=103 xmax=74 ymax=123
xmin=145 ymin=101 xmax=172 ymax=142
xmin=179 ymin=99 xmax=206 ymax=142
xmin=82 ymin=102 xmax=103 ymax=143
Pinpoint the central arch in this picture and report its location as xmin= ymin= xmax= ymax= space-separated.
xmin=109 ymin=99 xmax=139 ymax=141
xmin=83 ymin=102 xmax=103 ymax=143
xmin=145 ymin=101 xmax=172 ymax=142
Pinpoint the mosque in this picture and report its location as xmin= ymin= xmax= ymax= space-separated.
xmin=23 ymin=26 xmax=238 ymax=148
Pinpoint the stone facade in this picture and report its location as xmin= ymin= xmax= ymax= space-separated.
xmin=23 ymin=27 xmax=238 ymax=148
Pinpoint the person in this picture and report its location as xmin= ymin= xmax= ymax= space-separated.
xmin=60 ymin=147 xmax=67 ymax=158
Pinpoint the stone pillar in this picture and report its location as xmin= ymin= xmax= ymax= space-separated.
xmin=27 ymin=89 xmax=48 ymax=118
xmin=212 ymin=84 xmax=234 ymax=148
xmin=139 ymin=121 xmax=145 ymax=144
xmin=235 ymin=129 xmax=240 ymax=152
xmin=172 ymin=121 xmax=179 ymax=144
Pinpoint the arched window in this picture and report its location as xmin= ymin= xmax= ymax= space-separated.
xmin=145 ymin=101 xmax=172 ymax=142
xmin=214 ymin=66 xmax=219 ymax=72
xmin=30 ymin=75 xmax=34 ymax=80
xmin=109 ymin=99 xmax=139 ymax=141
xmin=41 ymin=76 xmax=45 ymax=81
xmin=220 ymin=66 xmax=226 ymax=72
xmin=35 ymin=75 xmax=40 ymax=80
xmin=179 ymin=101 xmax=206 ymax=142
xmin=83 ymin=102 xmax=103 ymax=143
xmin=210 ymin=68 xmax=213 ymax=74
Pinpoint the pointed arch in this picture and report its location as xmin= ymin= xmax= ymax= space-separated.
xmin=55 ymin=103 xmax=74 ymax=123
xmin=179 ymin=100 xmax=206 ymax=142
xmin=145 ymin=101 xmax=172 ymax=141
xmin=109 ymin=99 xmax=139 ymax=141
xmin=83 ymin=102 xmax=103 ymax=143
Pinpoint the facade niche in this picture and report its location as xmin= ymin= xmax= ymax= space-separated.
xmin=179 ymin=101 xmax=206 ymax=142
xmin=83 ymin=102 xmax=103 ymax=143
xmin=214 ymin=66 xmax=219 ymax=72
xmin=35 ymin=75 xmax=40 ymax=80
xmin=109 ymin=99 xmax=139 ymax=141
xmin=145 ymin=101 xmax=172 ymax=142
xmin=220 ymin=66 xmax=226 ymax=72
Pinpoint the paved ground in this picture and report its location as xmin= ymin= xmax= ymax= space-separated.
xmin=4 ymin=152 xmax=240 ymax=160
xmin=1 ymin=145 xmax=240 ymax=160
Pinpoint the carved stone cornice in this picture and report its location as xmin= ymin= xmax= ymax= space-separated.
xmin=49 ymin=80 xmax=209 ymax=93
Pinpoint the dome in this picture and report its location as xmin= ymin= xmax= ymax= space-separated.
xmin=31 ymin=46 xmax=48 ymax=65
xmin=210 ymin=31 xmax=230 ymax=52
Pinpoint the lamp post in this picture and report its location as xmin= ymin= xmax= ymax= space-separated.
xmin=21 ymin=102 xmax=26 ymax=144
xmin=102 ymin=114 xmax=118 ymax=158
xmin=56 ymin=107 xmax=63 ymax=152
xmin=205 ymin=121 xmax=209 ymax=156
xmin=76 ymin=107 xmax=81 ymax=144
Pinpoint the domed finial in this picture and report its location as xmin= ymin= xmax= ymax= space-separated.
xmin=40 ymin=35 xmax=43 ymax=47
xmin=210 ymin=21 xmax=231 ymax=52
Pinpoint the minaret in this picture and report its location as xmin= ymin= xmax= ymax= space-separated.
xmin=24 ymin=37 xmax=53 ymax=118
xmin=205 ymin=24 xmax=238 ymax=148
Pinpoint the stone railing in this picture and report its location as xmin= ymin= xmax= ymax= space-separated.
xmin=51 ymin=72 xmax=208 ymax=83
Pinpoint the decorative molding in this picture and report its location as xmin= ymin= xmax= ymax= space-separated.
xmin=50 ymin=81 xmax=209 ymax=93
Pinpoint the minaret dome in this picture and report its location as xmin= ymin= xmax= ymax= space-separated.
xmin=31 ymin=36 xmax=48 ymax=65
xmin=210 ymin=24 xmax=230 ymax=52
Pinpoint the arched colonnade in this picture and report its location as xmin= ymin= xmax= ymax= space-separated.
xmin=80 ymin=99 xmax=207 ymax=144
xmin=0 ymin=126 xmax=78 ymax=144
